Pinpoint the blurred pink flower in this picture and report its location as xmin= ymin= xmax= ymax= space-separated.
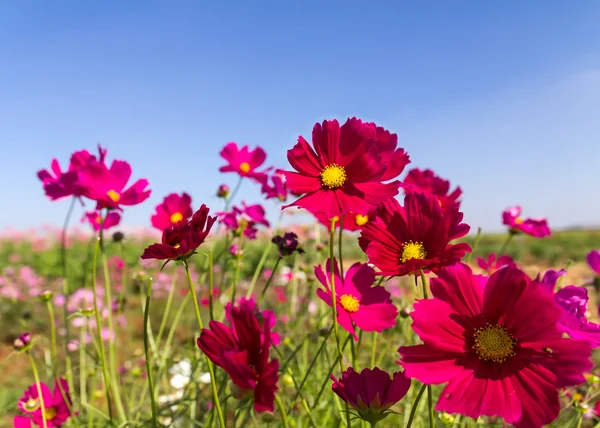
xmin=502 ymin=205 xmax=551 ymax=237
xmin=83 ymin=211 xmax=121 ymax=232
xmin=219 ymin=142 xmax=269 ymax=183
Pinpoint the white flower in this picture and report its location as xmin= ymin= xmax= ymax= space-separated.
xmin=198 ymin=372 xmax=211 ymax=384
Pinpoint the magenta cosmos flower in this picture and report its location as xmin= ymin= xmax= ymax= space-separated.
xmin=77 ymin=159 xmax=150 ymax=210
xmin=151 ymin=192 xmax=193 ymax=231
xmin=359 ymin=193 xmax=471 ymax=277
xmin=535 ymin=269 xmax=600 ymax=348
xmin=141 ymin=204 xmax=216 ymax=262
xmin=331 ymin=367 xmax=411 ymax=426
xmin=82 ymin=211 xmax=121 ymax=232
xmin=402 ymin=168 xmax=462 ymax=210
xmin=217 ymin=202 xmax=270 ymax=240
xmin=219 ymin=142 xmax=269 ymax=183
xmin=587 ymin=250 xmax=600 ymax=275
xmin=16 ymin=378 xmax=71 ymax=427
xmin=398 ymin=263 xmax=592 ymax=427
xmin=502 ymin=206 xmax=551 ymax=237
xmin=315 ymin=258 xmax=398 ymax=341
xmin=476 ymin=253 xmax=516 ymax=275
xmin=224 ymin=298 xmax=281 ymax=346
xmin=197 ymin=301 xmax=279 ymax=412
xmin=261 ymin=169 xmax=289 ymax=202
xmin=282 ymin=118 xmax=401 ymax=218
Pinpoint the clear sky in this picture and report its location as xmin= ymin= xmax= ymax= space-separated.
xmin=1 ymin=1 xmax=599 ymax=234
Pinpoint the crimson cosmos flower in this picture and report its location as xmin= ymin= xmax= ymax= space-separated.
xmin=476 ymin=253 xmax=517 ymax=275
xmin=15 ymin=378 xmax=72 ymax=427
xmin=151 ymin=192 xmax=193 ymax=231
xmin=282 ymin=118 xmax=402 ymax=218
xmin=331 ymin=367 xmax=411 ymax=426
xmin=398 ymin=263 xmax=592 ymax=427
xmin=141 ymin=204 xmax=216 ymax=262
xmin=359 ymin=193 xmax=471 ymax=277
xmin=197 ymin=301 xmax=279 ymax=412
xmin=402 ymin=168 xmax=462 ymax=210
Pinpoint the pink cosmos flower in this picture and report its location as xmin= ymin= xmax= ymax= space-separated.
xmin=77 ymin=159 xmax=151 ymax=210
xmin=398 ymin=263 xmax=592 ymax=427
xmin=217 ymin=202 xmax=270 ymax=240
xmin=331 ymin=367 xmax=411 ymax=426
xmin=261 ymin=169 xmax=289 ymax=202
xmin=82 ymin=211 xmax=121 ymax=232
xmin=282 ymin=118 xmax=401 ymax=218
xmin=315 ymin=258 xmax=398 ymax=341
xmin=535 ymin=269 xmax=600 ymax=347
xmin=151 ymin=192 xmax=193 ymax=231
xmin=587 ymin=250 xmax=600 ymax=275
xmin=402 ymin=168 xmax=462 ymax=210
xmin=476 ymin=253 xmax=516 ymax=274
xmin=17 ymin=378 xmax=71 ymax=427
xmin=219 ymin=142 xmax=269 ymax=183
xmin=502 ymin=206 xmax=551 ymax=237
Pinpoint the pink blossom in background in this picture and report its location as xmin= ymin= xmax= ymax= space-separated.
xmin=402 ymin=168 xmax=462 ymax=210
xmin=151 ymin=192 xmax=193 ymax=231
xmin=83 ymin=211 xmax=121 ymax=232
xmin=502 ymin=205 xmax=551 ymax=237
xmin=587 ymin=250 xmax=600 ymax=275
xmin=476 ymin=253 xmax=517 ymax=274
xmin=217 ymin=202 xmax=270 ymax=240
xmin=261 ymin=169 xmax=289 ymax=202
xmin=219 ymin=142 xmax=270 ymax=183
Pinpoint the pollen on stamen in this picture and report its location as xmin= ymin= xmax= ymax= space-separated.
xmin=339 ymin=294 xmax=360 ymax=313
xmin=106 ymin=189 xmax=120 ymax=203
xmin=400 ymin=241 xmax=427 ymax=263
xmin=239 ymin=162 xmax=251 ymax=174
xmin=170 ymin=212 xmax=183 ymax=223
xmin=473 ymin=323 xmax=517 ymax=363
xmin=320 ymin=164 xmax=347 ymax=189
xmin=355 ymin=214 xmax=369 ymax=226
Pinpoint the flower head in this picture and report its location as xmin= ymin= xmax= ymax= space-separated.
xmin=587 ymin=250 xmax=600 ymax=275
xmin=272 ymin=232 xmax=304 ymax=257
xmin=197 ymin=300 xmax=279 ymax=412
xmin=225 ymin=298 xmax=281 ymax=346
xmin=398 ymin=263 xmax=592 ymax=427
xmin=13 ymin=332 xmax=32 ymax=352
xmin=141 ymin=204 xmax=216 ymax=262
xmin=217 ymin=202 xmax=270 ymax=240
xmin=17 ymin=378 xmax=71 ymax=427
xmin=476 ymin=253 xmax=516 ymax=275
xmin=151 ymin=192 xmax=193 ymax=231
xmin=402 ymin=168 xmax=462 ymax=210
xmin=369 ymin=124 xmax=410 ymax=181
xmin=331 ymin=368 xmax=411 ymax=425
xmin=219 ymin=142 xmax=269 ymax=183
xmin=502 ymin=206 xmax=551 ymax=237
xmin=283 ymin=118 xmax=401 ymax=218
xmin=359 ymin=193 xmax=471 ymax=277
xmin=315 ymin=258 xmax=398 ymax=341
xmin=77 ymin=159 xmax=151 ymax=210
xmin=217 ymin=184 xmax=230 ymax=199
xmin=261 ymin=169 xmax=289 ymax=202
xmin=83 ymin=211 xmax=121 ymax=232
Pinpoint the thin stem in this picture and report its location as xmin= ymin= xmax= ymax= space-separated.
xmin=90 ymin=237 xmax=113 ymax=421
xmin=406 ymin=383 xmax=427 ymax=428
xmin=312 ymin=335 xmax=352 ymax=410
xmin=258 ymin=257 xmax=281 ymax=304
xmin=464 ymin=227 xmax=482 ymax=264
xmin=155 ymin=273 xmax=177 ymax=349
xmin=338 ymin=217 xmax=344 ymax=281
xmin=79 ymin=327 xmax=87 ymax=409
xmin=60 ymin=196 xmax=76 ymax=395
xmin=225 ymin=176 xmax=243 ymax=212
xmin=329 ymin=219 xmax=344 ymax=373
xmin=183 ymin=260 xmax=226 ymax=428
xmin=245 ymin=240 xmax=273 ymax=299
xmin=208 ymin=249 xmax=215 ymax=321
xmin=370 ymin=332 xmax=378 ymax=369
xmin=420 ymin=270 xmax=434 ymax=428
xmin=28 ymin=352 xmax=48 ymax=428
xmin=275 ymin=394 xmax=290 ymax=428
xmin=143 ymin=277 xmax=158 ymax=427
xmin=498 ymin=232 xmax=514 ymax=256
xmin=46 ymin=301 xmax=58 ymax=372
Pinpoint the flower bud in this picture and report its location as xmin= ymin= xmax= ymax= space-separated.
xmin=112 ymin=231 xmax=125 ymax=243
xmin=217 ymin=184 xmax=230 ymax=198
xmin=13 ymin=332 xmax=32 ymax=352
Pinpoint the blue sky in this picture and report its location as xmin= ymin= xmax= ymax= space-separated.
xmin=1 ymin=1 xmax=599 ymax=234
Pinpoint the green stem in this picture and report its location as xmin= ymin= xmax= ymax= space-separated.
xmin=245 ymin=240 xmax=273 ymax=299
xmin=338 ymin=217 xmax=344 ymax=281
xmin=258 ymin=257 xmax=281 ymax=304
xmin=60 ymin=196 xmax=76 ymax=396
xmin=79 ymin=327 xmax=87 ymax=409
xmin=329 ymin=219 xmax=344 ymax=373
xmin=464 ymin=227 xmax=482 ymax=264
xmin=90 ymin=237 xmax=113 ymax=422
xmin=225 ymin=176 xmax=243 ymax=212
xmin=312 ymin=335 xmax=352 ymax=410
xmin=46 ymin=301 xmax=57 ymax=372
xmin=143 ymin=278 xmax=158 ymax=427
xmin=183 ymin=260 xmax=226 ymax=428
xmin=498 ymin=232 xmax=514 ymax=256
xmin=370 ymin=332 xmax=378 ymax=369
xmin=419 ymin=270 xmax=434 ymax=428
xmin=28 ymin=352 xmax=48 ymax=428
xmin=406 ymin=383 xmax=427 ymax=428
xmin=208 ymin=249 xmax=215 ymax=321
xmin=275 ymin=395 xmax=290 ymax=428
xmin=155 ymin=272 xmax=177 ymax=349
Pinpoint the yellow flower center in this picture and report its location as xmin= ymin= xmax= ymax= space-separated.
xmin=173 ymin=244 xmax=181 ymax=249
xmin=95 ymin=216 xmax=102 ymax=224
xmin=514 ymin=217 xmax=524 ymax=225
xmin=320 ymin=164 xmax=347 ymax=189
xmin=400 ymin=241 xmax=427 ymax=263
xmin=170 ymin=212 xmax=183 ymax=223
xmin=106 ymin=190 xmax=120 ymax=202
xmin=44 ymin=406 xmax=57 ymax=420
xmin=239 ymin=162 xmax=251 ymax=173
xmin=339 ymin=294 xmax=359 ymax=313
xmin=355 ymin=214 xmax=369 ymax=226
xmin=24 ymin=397 xmax=39 ymax=412
xmin=473 ymin=323 xmax=516 ymax=363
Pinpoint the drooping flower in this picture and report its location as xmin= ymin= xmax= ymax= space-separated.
xmin=283 ymin=118 xmax=401 ymax=218
xmin=402 ymin=168 xmax=462 ymax=210
xmin=368 ymin=124 xmax=410 ymax=181
xmin=197 ymin=300 xmax=279 ymax=412
xmin=261 ymin=169 xmax=289 ymax=202
xmin=314 ymin=211 xmax=373 ymax=232
xmin=315 ymin=258 xmax=398 ymax=341
xmin=476 ymin=253 xmax=516 ymax=275
xmin=82 ymin=211 xmax=121 ymax=232
xmin=535 ymin=269 xmax=600 ymax=347
xmin=77 ymin=159 xmax=151 ymax=210
xmin=17 ymin=378 xmax=71 ymax=427
xmin=272 ymin=232 xmax=304 ymax=257
xmin=141 ymin=204 xmax=216 ymax=262
xmin=398 ymin=263 xmax=592 ymax=427
xmin=219 ymin=142 xmax=269 ymax=183
xmin=151 ymin=192 xmax=193 ymax=231
xmin=359 ymin=193 xmax=471 ymax=277
xmin=216 ymin=202 xmax=270 ymax=240
xmin=502 ymin=206 xmax=551 ymax=237
xmin=225 ymin=298 xmax=281 ymax=346
xmin=331 ymin=367 xmax=411 ymax=426
xmin=587 ymin=250 xmax=600 ymax=275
